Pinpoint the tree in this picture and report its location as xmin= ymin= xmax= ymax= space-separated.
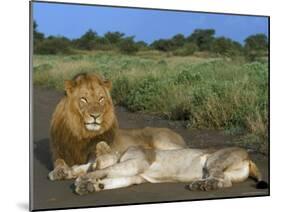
xmin=93 ymin=36 xmax=111 ymax=50
xmin=33 ymin=21 xmax=45 ymax=53
xmin=118 ymin=37 xmax=139 ymax=54
xmin=212 ymin=37 xmax=243 ymax=56
xmin=173 ymin=43 xmax=198 ymax=56
xmin=104 ymin=31 xmax=125 ymax=45
xmin=75 ymin=29 xmax=98 ymax=50
xmin=244 ymin=34 xmax=268 ymax=51
xmin=35 ymin=36 xmax=72 ymax=55
xmin=135 ymin=41 xmax=148 ymax=50
xmin=244 ymin=34 xmax=268 ymax=61
xmin=187 ymin=29 xmax=215 ymax=51
xmin=150 ymin=39 xmax=174 ymax=52
xmin=171 ymin=34 xmax=186 ymax=49
xmin=33 ymin=21 xmax=44 ymax=41
xmin=150 ymin=34 xmax=186 ymax=52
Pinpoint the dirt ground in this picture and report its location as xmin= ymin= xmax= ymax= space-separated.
xmin=31 ymin=86 xmax=269 ymax=211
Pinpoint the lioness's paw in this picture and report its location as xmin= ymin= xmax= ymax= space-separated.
xmin=188 ymin=178 xmax=222 ymax=191
xmin=48 ymin=164 xmax=71 ymax=181
xmin=75 ymin=176 xmax=104 ymax=195
xmin=96 ymin=141 xmax=112 ymax=157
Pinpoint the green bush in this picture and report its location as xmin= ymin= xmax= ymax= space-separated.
xmin=150 ymin=39 xmax=174 ymax=52
xmin=173 ymin=43 xmax=198 ymax=56
xmin=73 ymin=29 xmax=98 ymax=50
xmin=176 ymin=69 xmax=202 ymax=84
xmin=212 ymin=37 xmax=243 ymax=57
xmin=244 ymin=34 xmax=268 ymax=62
xmin=111 ymin=76 xmax=131 ymax=105
xmin=125 ymin=77 xmax=165 ymax=112
xmin=118 ymin=37 xmax=139 ymax=54
xmin=34 ymin=37 xmax=72 ymax=55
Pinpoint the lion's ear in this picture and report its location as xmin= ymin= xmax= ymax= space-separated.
xmin=64 ymin=80 xmax=75 ymax=95
xmin=103 ymin=80 xmax=112 ymax=91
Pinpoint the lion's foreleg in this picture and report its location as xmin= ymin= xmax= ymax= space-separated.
xmin=49 ymin=142 xmax=117 ymax=181
xmin=48 ymin=159 xmax=93 ymax=181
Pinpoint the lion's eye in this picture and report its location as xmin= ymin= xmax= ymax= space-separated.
xmin=99 ymin=97 xmax=104 ymax=103
xmin=80 ymin=97 xmax=88 ymax=104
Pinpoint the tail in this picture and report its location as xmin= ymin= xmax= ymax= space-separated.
xmin=249 ymin=160 xmax=268 ymax=189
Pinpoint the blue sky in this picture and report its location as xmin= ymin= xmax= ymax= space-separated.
xmin=33 ymin=2 xmax=269 ymax=44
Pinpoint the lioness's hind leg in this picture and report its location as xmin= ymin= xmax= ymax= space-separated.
xmin=205 ymin=147 xmax=249 ymax=188
xmin=224 ymin=160 xmax=250 ymax=183
xmin=189 ymin=178 xmax=223 ymax=191
xmin=188 ymin=148 xmax=249 ymax=191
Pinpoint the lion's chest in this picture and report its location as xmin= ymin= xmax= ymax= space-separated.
xmin=62 ymin=141 xmax=91 ymax=166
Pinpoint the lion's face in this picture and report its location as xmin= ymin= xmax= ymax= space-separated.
xmin=64 ymin=73 xmax=114 ymax=133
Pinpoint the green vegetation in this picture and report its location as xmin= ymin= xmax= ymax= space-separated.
xmin=33 ymin=52 xmax=268 ymax=153
xmin=33 ymin=21 xmax=268 ymax=61
xmin=33 ymin=21 xmax=268 ymax=153
xmin=244 ymin=34 xmax=269 ymax=62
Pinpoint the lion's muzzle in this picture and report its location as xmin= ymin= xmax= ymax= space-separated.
xmin=85 ymin=114 xmax=103 ymax=131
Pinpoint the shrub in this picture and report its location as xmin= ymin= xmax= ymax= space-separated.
xmin=244 ymin=34 xmax=268 ymax=62
xmin=74 ymin=29 xmax=98 ymax=50
xmin=212 ymin=37 xmax=243 ymax=57
xmin=176 ymin=68 xmax=202 ymax=84
xmin=150 ymin=39 xmax=174 ymax=52
xmin=125 ymin=77 xmax=165 ymax=112
xmin=118 ymin=37 xmax=139 ymax=54
xmin=187 ymin=29 xmax=215 ymax=51
xmin=111 ymin=76 xmax=131 ymax=105
xmin=34 ymin=37 xmax=72 ymax=55
xmin=173 ymin=43 xmax=198 ymax=56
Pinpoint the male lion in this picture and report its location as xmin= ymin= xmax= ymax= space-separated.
xmin=74 ymin=142 xmax=268 ymax=195
xmin=48 ymin=73 xmax=186 ymax=180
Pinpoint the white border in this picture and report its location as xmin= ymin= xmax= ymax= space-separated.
xmin=1 ymin=0 xmax=280 ymax=212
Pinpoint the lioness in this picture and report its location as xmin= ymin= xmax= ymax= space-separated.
xmin=74 ymin=142 xmax=268 ymax=195
xmin=48 ymin=73 xmax=186 ymax=180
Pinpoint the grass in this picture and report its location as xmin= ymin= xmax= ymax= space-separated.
xmin=33 ymin=50 xmax=268 ymax=153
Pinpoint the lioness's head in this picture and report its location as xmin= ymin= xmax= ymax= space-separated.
xmin=64 ymin=73 xmax=115 ymax=133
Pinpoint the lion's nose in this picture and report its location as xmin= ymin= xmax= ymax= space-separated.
xmin=90 ymin=113 xmax=101 ymax=119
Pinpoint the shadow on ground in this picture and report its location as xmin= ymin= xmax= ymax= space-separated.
xmin=34 ymin=138 xmax=53 ymax=171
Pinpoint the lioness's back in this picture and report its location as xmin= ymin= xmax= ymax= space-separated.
xmin=112 ymin=127 xmax=186 ymax=153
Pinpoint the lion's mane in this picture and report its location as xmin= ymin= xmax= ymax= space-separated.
xmin=50 ymin=73 xmax=118 ymax=166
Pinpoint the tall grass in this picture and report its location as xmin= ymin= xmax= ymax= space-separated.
xmin=33 ymin=52 xmax=268 ymax=153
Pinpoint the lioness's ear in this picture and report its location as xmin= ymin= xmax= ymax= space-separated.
xmin=64 ymin=80 xmax=75 ymax=95
xmin=103 ymin=80 xmax=112 ymax=91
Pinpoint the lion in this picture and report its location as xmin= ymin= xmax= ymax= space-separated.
xmin=74 ymin=142 xmax=268 ymax=195
xmin=48 ymin=73 xmax=186 ymax=181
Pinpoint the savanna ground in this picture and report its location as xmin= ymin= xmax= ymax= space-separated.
xmin=32 ymin=50 xmax=269 ymax=210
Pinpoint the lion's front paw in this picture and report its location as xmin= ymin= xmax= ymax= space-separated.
xmin=48 ymin=161 xmax=72 ymax=181
xmin=188 ymin=178 xmax=222 ymax=191
xmin=74 ymin=175 xmax=105 ymax=195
